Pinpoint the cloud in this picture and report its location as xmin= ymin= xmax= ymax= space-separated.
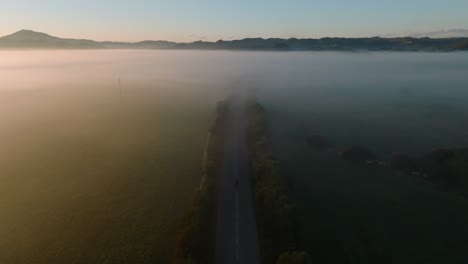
xmin=410 ymin=29 xmax=468 ymax=38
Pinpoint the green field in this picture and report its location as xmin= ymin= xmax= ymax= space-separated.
xmin=3 ymin=50 xmax=468 ymax=264
xmin=0 ymin=82 xmax=219 ymax=263
xmin=260 ymin=95 xmax=468 ymax=264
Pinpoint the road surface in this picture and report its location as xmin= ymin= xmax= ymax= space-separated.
xmin=214 ymin=95 xmax=261 ymax=264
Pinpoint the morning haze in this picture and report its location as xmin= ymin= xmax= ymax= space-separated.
xmin=1 ymin=2 xmax=468 ymax=264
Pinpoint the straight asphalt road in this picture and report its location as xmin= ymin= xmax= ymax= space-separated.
xmin=214 ymin=95 xmax=261 ymax=264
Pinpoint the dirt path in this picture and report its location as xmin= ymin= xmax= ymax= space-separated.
xmin=214 ymin=95 xmax=260 ymax=264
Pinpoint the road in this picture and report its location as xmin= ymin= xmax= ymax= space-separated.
xmin=214 ymin=95 xmax=261 ymax=264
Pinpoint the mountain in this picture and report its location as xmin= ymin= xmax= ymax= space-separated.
xmin=1 ymin=30 xmax=468 ymax=51
xmin=0 ymin=30 xmax=103 ymax=49
xmin=410 ymin=29 xmax=468 ymax=38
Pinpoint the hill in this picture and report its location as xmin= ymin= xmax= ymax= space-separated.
xmin=1 ymin=30 xmax=468 ymax=51
xmin=0 ymin=30 xmax=103 ymax=49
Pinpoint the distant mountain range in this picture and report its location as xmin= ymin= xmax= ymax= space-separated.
xmin=1 ymin=30 xmax=468 ymax=51
xmin=410 ymin=29 xmax=468 ymax=39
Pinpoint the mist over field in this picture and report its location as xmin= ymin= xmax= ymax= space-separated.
xmin=0 ymin=50 xmax=225 ymax=263
xmin=3 ymin=1 xmax=468 ymax=263
xmin=1 ymin=50 xmax=468 ymax=263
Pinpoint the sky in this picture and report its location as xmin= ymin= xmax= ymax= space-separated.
xmin=1 ymin=0 xmax=468 ymax=42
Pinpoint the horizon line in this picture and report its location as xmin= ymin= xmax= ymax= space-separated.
xmin=3 ymin=29 xmax=468 ymax=44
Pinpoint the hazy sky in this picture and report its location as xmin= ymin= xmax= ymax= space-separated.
xmin=1 ymin=0 xmax=468 ymax=42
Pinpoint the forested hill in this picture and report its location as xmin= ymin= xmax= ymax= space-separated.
xmin=1 ymin=30 xmax=468 ymax=51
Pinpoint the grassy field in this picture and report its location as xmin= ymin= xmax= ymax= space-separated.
xmin=0 ymin=82 xmax=219 ymax=263
xmin=260 ymin=97 xmax=468 ymax=264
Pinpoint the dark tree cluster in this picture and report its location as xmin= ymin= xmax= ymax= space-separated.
xmin=420 ymin=148 xmax=468 ymax=194
xmin=319 ymin=134 xmax=468 ymax=196
xmin=384 ymin=148 xmax=468 ymax=195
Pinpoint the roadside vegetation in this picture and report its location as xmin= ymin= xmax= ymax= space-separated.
xmin=173 ymin=99 xmax=230 ymax=264
xmin=246 ymin=98 xmax=311 ymax=264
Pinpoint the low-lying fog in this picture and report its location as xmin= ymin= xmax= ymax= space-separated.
xmin=1 ymin=50 xmax=468 ymax=263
